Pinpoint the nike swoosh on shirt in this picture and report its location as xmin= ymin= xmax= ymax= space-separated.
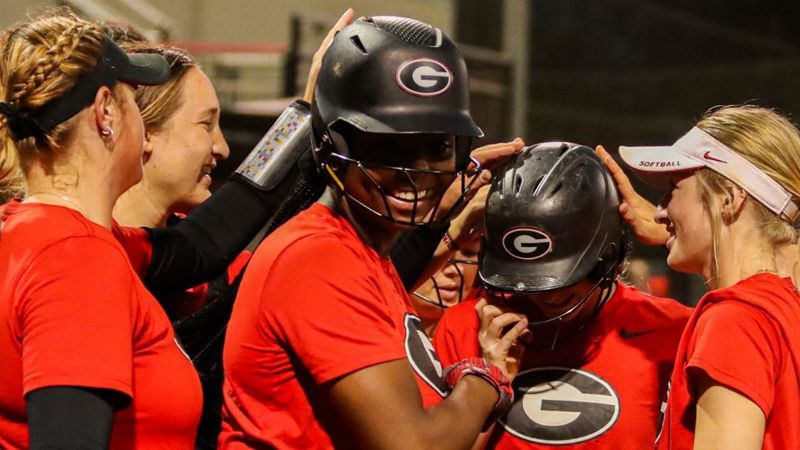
xmin=703 ymin=151 xmax=727 ymax=164
xmin=619 ymin=328 xmax=658 ymax=339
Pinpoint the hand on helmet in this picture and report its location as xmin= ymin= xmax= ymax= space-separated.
xmin=303 ymin=9 xmax=355 ymax=103
xmin=448 ymin=184 xmax=489 ymax=249
xmin=470 ymin=138 xmax=525 ymax=171
xmin=596 ymin=145 xmax=669 ymax=246
xmin=475 ymin=298 xmax=529 ymax=379
xmin=433 ymin=138 xmax=525 ymax=223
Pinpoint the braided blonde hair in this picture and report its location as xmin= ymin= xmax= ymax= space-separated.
xmin=0 ymin=10 xmax=107 ymax=188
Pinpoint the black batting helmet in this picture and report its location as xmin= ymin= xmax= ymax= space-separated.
xmin=480 ymin=142 xmax=626 ymax=293
xmin=310 ymin=16 xmax=483 ymax=226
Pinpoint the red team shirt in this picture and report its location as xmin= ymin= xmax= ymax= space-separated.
xmin=656 ymin=273 xmax=800 ymax=449
xmin=220 ymin=203 xmax=448 ymax=449
xmin=0 ymin=201 xmax=202 ymax=449
xmin=434 ymin=283 xmax=691 ymax=449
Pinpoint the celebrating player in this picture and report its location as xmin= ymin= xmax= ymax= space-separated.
xmin=603 ymin=105 xmax=800 ymax=449
xmin=0 ymin=10 xmax=347 ymax=448
xmin=410 ymin=185 xmax=487 ymax=335
xmin=0 ymin=12 xmax=202 ymax=448
xmin=220 ymin=16 xmax=528 ymax=449
xmin=433 ymin=142 xmax=691 ymax=448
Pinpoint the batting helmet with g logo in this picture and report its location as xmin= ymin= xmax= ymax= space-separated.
xmin=309 ymin=16 xmax=483 ymax=226
xmin=480 ymin=142 xmax=626 ymax=292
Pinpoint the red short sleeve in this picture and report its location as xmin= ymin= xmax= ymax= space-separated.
xmin=433 ymin=300 xmax=480 ymax=368
xmin=264 ymin=237 xmax=407 ymax=384
xmin=16 ymin=237 xmax=136 ymax=398
xmin=227 ymin=251 xmax=252 ymax=281
xmin=112 ymin=223 xmax=152 ymax=277
xmin=686 ymin=300 xmax=781 ymax=416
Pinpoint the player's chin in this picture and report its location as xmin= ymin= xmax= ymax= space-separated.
xmin=174 ymin=190 xmax=212 ymax=215
xmin=667 ymin=246 xmax=685 ymax=271
xmin=386 ymin=197 xmax=438 ymax=225
xmin=665 ymin=247 xmax=695 ymax=274
xmin=192 ymin=188 xmax=212 ymax=204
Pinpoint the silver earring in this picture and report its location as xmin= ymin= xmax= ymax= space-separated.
xmin=100 ymin=127 xmax=114 ymax=138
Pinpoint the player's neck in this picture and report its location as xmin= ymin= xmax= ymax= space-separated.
xmin=319 ymin=188 xmax=401 ymax=257
xmin=113 ymin=183 xmax=172 ymax=227
xmin=710 ymin=219 xmax=780 ymax=290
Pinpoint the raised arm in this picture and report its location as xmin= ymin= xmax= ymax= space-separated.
xmin=395 ymin=139 xmax=524 ymax=290
xmin=141 ymin=11 xmax=354 ymax=295
xmin=596 ymin=145 xmax=669 ymax=245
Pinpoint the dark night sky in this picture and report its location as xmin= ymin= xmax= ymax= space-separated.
xmin=531 ymin=0 xmax=800 ymax=70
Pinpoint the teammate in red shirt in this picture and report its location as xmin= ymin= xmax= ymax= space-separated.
xmin=221 ymin=16 xmax=528 ymax=449
xmin=0 ymin=13 xmax=203 ymax=449
xmin=0 ymin=202 xmax=202 ymax=449
xmin=105 ymin=41 xmax=241 ymax=318
xmin=434 ymin=143 xmax=691 ymax=449
xmin=610 ymin=105 xmax=800 ymax=449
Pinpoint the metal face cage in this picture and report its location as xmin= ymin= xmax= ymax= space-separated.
xmin=325 ymin=153 xmax=482 ymax=227
xmin=413 ymin=257 xmax=479 ymax=308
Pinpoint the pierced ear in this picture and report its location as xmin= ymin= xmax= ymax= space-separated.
xmin=93 ymin=86 xmax=115 ymax=135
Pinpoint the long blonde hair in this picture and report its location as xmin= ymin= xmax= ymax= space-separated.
xmin=0 ymin=10 xmax=109 ymax=192
xmin=695 ymin=105 xmax=800 ymax=282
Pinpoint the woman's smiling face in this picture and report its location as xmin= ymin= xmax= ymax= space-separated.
xmin=655 ymin=171 xmax=714 ymax=276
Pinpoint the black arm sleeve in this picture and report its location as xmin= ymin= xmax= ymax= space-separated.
xmin=26 ymin=387 xmax=125 ymax=450
xmin=390 ymin=224 xmax=448 ymax=291
xmin=144 ymin=132 xmax=442 ymax=295
xmin=144 ymin=151 xmax=324 ymax=296
xmin=144 ymin=176 xmax=283 ymax=295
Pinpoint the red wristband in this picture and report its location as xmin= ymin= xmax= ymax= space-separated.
xmin=442 ymin=231 xmax=460 ymax=251
xmin=443 ymin=357 xmax=513 ymax=430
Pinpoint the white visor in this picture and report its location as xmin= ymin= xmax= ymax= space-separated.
xmin=620 ymin=127 xmax=800 ymax=223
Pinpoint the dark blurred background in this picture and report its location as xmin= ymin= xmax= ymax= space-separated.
xmin=456 ymin=0 xmax=800 ymax=304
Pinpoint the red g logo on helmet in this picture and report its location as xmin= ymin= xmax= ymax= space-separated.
xmin=396 ymin=58 xmax=452 ymax=97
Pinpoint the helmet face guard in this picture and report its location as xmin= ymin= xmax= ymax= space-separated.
xmin=479 ymin=142 xmax=627 ymax=348
xmin=310 ymin=16 xmax=483 ymax=227
xmin=412 ymin=256 xmax=479 ymax=308
xmin=485 ymin=262 xmax=617 ymax=351
xmin=324 ymin=151 xmax=481 ymax=226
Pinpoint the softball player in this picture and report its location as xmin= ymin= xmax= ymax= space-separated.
xmin=220 ymin=16 xmax=527 ymax=449
xmin=434 ymin=143 xmax=691 ymax=449
xmin=614 ymin=105 xmax=800 ymax=449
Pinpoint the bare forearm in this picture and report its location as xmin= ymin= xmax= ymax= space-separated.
xmin=329 ymin=340 xmax=519 ymax=450
xmin=414 ymin=376 xmax=497 ymax=450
